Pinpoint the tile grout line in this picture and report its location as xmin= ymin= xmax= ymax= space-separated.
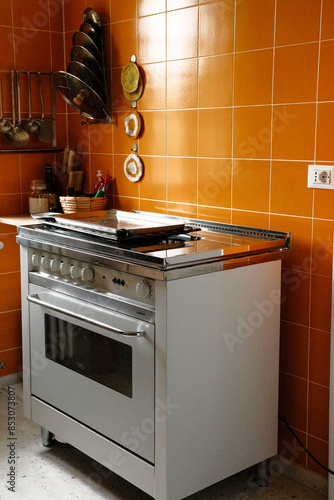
xmin=305 ymin=0 xmax=325 ymax=472
xmin=268 ymin=0 xmax=278 ymax=229
xmin=230 ymin=0 xmax=236 ymax=224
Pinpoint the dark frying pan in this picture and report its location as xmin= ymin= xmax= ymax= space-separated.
xmin=53 ymin=71 xmax=110 ymax=122
xmin=67 ymin=61 xmax=107 ymax=103
xmin=72 ymin=31 xmax=102 ymax=68
xmin=82 ymin=7 xmax=102 ymax=35
xmin=70 ymin=45 xmax=104 ymax=82
xmin=79 ymin=22 xmax=102 ymax=51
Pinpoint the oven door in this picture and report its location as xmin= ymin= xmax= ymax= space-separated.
xmin=27 ymin=284 xmax=155 ymax=463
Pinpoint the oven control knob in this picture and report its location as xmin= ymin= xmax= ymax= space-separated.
xmin=70 ymin=265 xmax=81 ymax=279
xmin=50 ymin=258 xmax=61 ymax=272
xmin=136 ymin=282 xmax=151 ymax=299
xmin=81 ymin=267 xmax=94 ymax=281
xmin=60 ymin=261 xmax=71 ymax=276
xmin=41 ymin=256 xmax=51 ymax=270
xmin=32 ymin=254 xmax=41 ymax=267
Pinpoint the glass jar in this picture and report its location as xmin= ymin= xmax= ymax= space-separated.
xmin=29 ymin=179 xmax=49 ymax=214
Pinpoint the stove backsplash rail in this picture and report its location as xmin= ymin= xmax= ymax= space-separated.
xmin=134 ymin=211 xmax=291 ymax=249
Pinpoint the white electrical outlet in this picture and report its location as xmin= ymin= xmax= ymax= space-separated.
xmin=308 ymin=165 xmax=334 ymax=189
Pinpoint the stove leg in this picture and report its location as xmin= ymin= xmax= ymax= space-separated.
xmin=41 ymin=427 xmax=54 ymax=446
xmin=255 ymin=459 xmax=270 ymax=487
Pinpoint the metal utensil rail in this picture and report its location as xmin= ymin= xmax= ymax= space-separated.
xmin=0 ymin=69 xmax=57 ymax=151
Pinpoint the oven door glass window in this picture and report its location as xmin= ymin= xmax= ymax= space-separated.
xmin=45 ymin=315 xmax=133 ymax=398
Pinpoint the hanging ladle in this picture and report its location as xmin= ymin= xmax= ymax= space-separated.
xmin=37 ymin=72 xmax=53 ymax=143
xmin=5 ymin=71 xmax=30 ymax=147
xmin=23 ymin=72 xmax=40 ymax=134
xmin=0 ymin=71 xmax=12 ymax=133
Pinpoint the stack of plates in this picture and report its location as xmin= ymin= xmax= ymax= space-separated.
xmin=53 ymin=8 xmax=110 ymax=123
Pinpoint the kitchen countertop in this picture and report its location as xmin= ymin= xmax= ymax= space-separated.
xmin=0 ymin=214 xmax=38 ymax=227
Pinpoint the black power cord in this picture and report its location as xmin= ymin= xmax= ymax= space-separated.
xmin=279 ymin=414 xmax=334 ymax=475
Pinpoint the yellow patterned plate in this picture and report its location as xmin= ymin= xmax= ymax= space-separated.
xmin=121 ymin=62 xmax=140 ymax=93
xmin=124 ymin=153 xmax=143 ymax=182
xmin=123 ymin=73 xmax=144 ymax=102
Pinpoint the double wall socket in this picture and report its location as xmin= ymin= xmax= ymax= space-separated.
xmin=307 ymin=165 xmax=334 ymax=189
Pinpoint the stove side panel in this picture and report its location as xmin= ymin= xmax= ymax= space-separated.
xmin=19 ymin=244 xmax=33 ymax=419
xmin=155 ymin=259 xmax=281 ymax=500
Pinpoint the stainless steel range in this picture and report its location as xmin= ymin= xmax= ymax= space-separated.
xmin=17 ymin=210 xmax=290 ymax=500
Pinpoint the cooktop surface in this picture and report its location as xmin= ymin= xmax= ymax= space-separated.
xmin=18 ymin=210 xmax=290 ymax=272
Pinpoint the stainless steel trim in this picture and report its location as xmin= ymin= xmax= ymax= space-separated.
xmin=29 ymin=273 xmax=155 ymax=322
xmin=17 ymin=233 xmax=165 ymax=280
xmin=27 ymin=293 xmax=146 ymax=337
xmin=18 ymin=233 xmax=289 ymax=281
xmin=135 ymin=211 xmax=291 ymax=248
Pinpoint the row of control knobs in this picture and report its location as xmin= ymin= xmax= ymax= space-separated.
xmin=32 ymin=254 xmax=94 ymax=282
xmin=31 ymin=253 xmax=152 ymax=299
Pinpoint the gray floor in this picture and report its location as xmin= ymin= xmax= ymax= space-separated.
xmin=0 ymin=385 xmax=327 ymax=500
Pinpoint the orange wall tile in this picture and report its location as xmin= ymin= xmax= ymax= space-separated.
xmin=279 ymin=372 xmax=308 ymax=432
xmin=309 ymin=329 xmax=330 ymax=387
xmin=199 ymin=2 xmax=234 ymax=56
xmin=234 ymin=49 xmax=273 ymax=106
xmin=198 ymin=54 xmax=233 ymax=108
xmin=235 ymin=0 xmax=275 ymax=52
xmin=307 ymin=435 xmax=329 ymax=478
xmin=280 ymin=321 xmax=309 ymax=379
xmin=275 ymin=0 xmax=321 ymax=45
xmin=273 ymin=43 xmax=318 ymax=104
xmin=167 ymin=8 xmax=198 ymax=61
xmin=0 ymin=348 xmax=22 ymax=377
xmin=0 ymin=311 xmax=22 ymax=350
xmin=232 ymin=160 xmax=270 ymax=212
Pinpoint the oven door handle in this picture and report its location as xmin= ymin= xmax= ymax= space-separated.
xmin=27 ymin=294 xmax=146 ymax=337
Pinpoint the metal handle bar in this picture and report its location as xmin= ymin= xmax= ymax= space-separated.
xmin=27 ymin=294 xmax=145 ymax=337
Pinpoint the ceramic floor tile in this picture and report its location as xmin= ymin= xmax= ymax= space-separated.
xmin=0 ymin=385 xmax=327 ymax=500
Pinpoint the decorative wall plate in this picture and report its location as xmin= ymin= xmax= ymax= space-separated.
xmin=125 ymin=110 xmax=141 ymax=138
xmin=121 ymin=62 xmax=140 ymax=93
xmin=123 ymin=74 xmax=144 ymax=102
xmin=124 ymin=153 xmax=143 ymax=182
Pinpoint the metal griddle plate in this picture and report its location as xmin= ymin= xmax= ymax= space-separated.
xmin=32 ymin=210 xmax=194 ymax=241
